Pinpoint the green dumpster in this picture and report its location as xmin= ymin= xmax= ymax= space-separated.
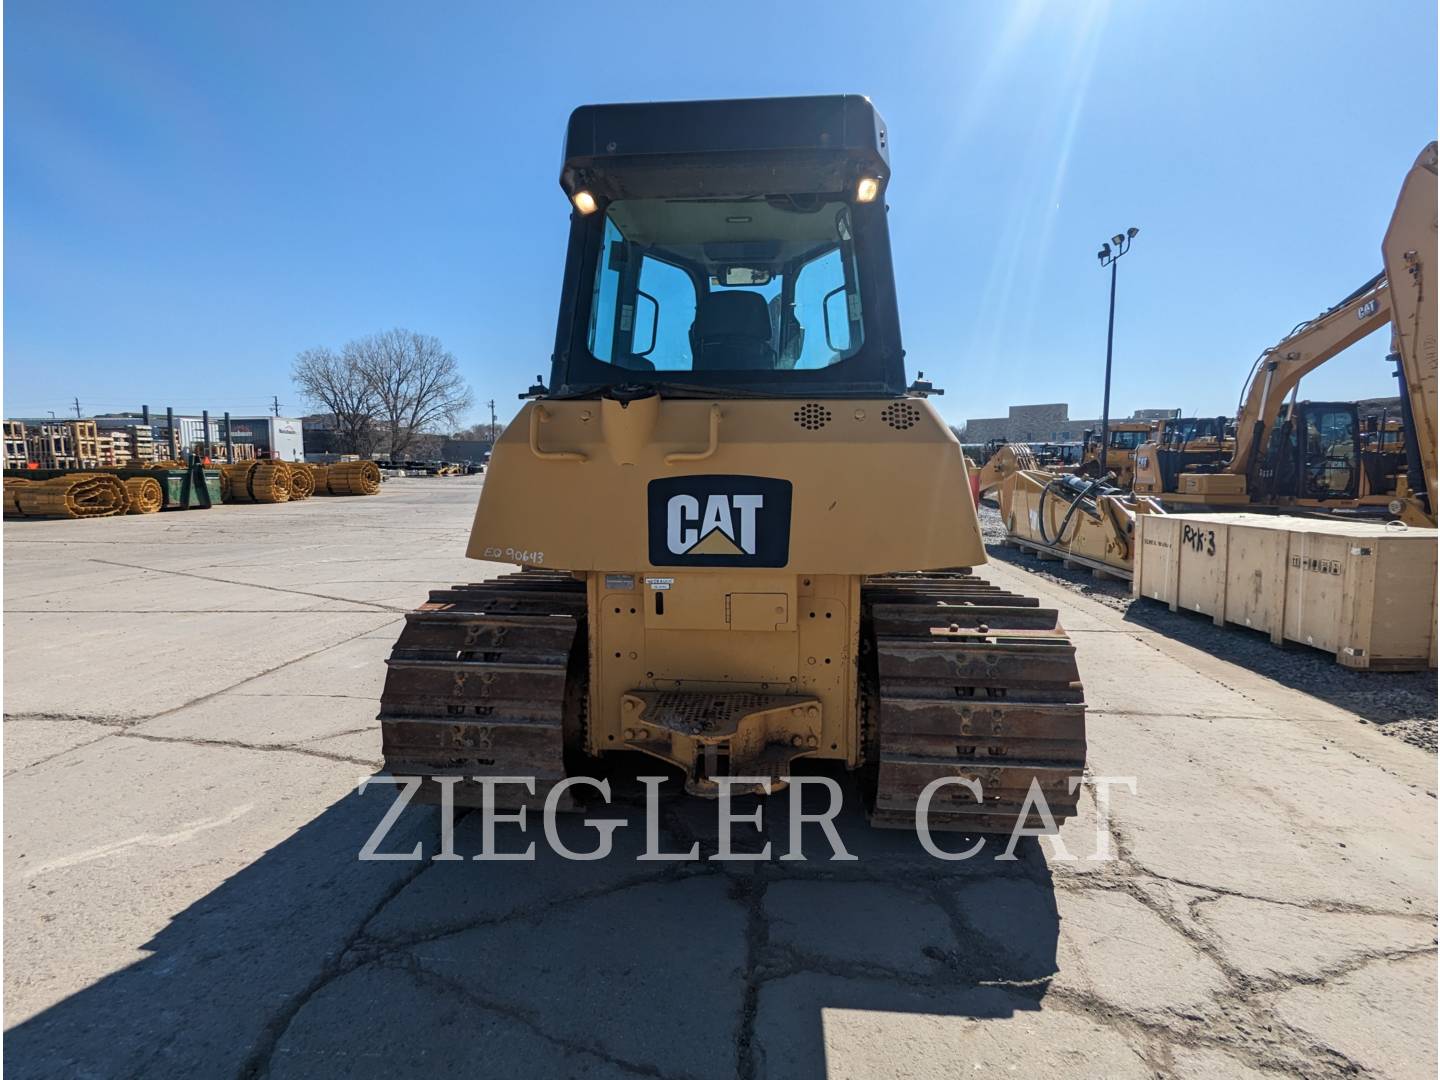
xmin=4 ymin=462 xmax=220 ymax=509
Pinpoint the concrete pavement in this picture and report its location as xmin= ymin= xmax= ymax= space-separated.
xmin=4 ymin=478 xmax=1435 ymax=1078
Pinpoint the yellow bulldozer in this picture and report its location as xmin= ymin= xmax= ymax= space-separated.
xmin=1077 ymin=420 xmax=1153 ymax=489
xmin=378 ymin=96 xmax=1086 ymax=834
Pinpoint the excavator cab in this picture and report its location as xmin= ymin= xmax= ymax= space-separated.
xmin=378 ymin=96 xmax=1087 ymax=834
xmin=1256 ymin=402 xmax=1359 ymax=502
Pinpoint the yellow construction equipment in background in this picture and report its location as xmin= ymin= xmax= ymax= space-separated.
xmin=978 ymin=445 xmax=1165 ymax=580
xmin=1134 ymin=143 xmax=1437 ymax=525
xmin=1078 ymin=420 xmax=1152 ymax=488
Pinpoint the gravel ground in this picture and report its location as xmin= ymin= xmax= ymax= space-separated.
xmin=976 ymin=500 xmax=1439 ymax=752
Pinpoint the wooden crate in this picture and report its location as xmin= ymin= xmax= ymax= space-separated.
xmin=1134 ymin=513 xmax=1438 ymax=669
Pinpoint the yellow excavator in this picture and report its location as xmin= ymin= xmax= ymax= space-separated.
xmin=1133 ymin=143 xmax=1437 ymax=526
xmin=378 ymin=96 xmax=1085 ymax=833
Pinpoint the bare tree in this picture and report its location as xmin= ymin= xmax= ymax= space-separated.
xmin=450 ymin=421 xmax=497 ymax=442
xmin=349 ymin=329 xmax=473 ymax=460
xmin=292 ymin=347 xmax=381 ymax=456
xmin=407 ymin=432 xmax=445 ymax=461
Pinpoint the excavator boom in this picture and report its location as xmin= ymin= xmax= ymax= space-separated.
xmin=1382 ymin=142 xmax=1438 ymax=520
xmin=1133 ymin=142 xmax=1437 ymax=524
xmin=1230 ymin=274 xmax=1390 ymax=481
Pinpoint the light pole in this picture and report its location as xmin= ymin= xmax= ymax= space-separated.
xmin=1096 ymin=227 xmax=1138 ymax=477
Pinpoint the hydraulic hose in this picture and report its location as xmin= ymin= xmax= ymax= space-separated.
xmin=1037 ymin=474 xmax=1108 ymax=547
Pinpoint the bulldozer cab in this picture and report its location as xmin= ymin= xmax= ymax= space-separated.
xmin=1257 ymin=401 xmax=1359 ymax=502
xmin=547 ymin=96 xmax=906 ymax=399
xmin=1156 ymin=416 xmax=1228 ymax=448
xmin=1139 ymin=416 xmax=1231 ymax=492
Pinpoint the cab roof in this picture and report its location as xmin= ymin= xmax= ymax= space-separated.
xmin=561 ymin=95 xmax=889 ymax=201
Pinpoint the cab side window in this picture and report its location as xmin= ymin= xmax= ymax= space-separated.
xmin=792 ymin=244 xmax=864 ymax=369
xmin=587 ymin=218 xmax=623 ymax=364
xmin=636 ymin=255 xmax=697 ymax=371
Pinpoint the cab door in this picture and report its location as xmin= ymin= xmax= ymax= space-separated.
xmin=1298 ymin=403 xmax=1359 ymax=500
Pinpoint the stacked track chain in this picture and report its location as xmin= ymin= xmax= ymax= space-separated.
xmin=862 ymin=571 xmax=1086 ymax=832
xmin=379 ymin=570 xmax=587 ymax=811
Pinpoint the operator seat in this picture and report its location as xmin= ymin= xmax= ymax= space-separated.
xmin=690 ymin=290 xmax=776 ymax=371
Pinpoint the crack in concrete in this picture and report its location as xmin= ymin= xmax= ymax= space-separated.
xmin=115 ymin=729 xmax=378 ymax=767
xmin=88 ymin=557 xmax=412 ymax=614
xmin=295 ymin=725 xmax=377 ymax=743
xmin=101 ymin=768 xmax=1421 ymax=1080
xmin=131 ymin=617 xmax=403 ymax=725
xmin=238 ymin=843 xmax=439 ymax=1080
xmin=394 ymin=959 xmax=676 ymax=1078
xmin=4 ymin=711 xmax=135 ymax=726
xmin=1039 ymin=785 xmax=1424 ymax=1077
xmin=4 ymin=711 xmax=382 ymax=769
xmin=1040 ymin=984 xmax=1369 ymax=1078
xmin=357 ymin=863 xmax=709 ymax=952
xmin=228 ymin=694 xmax=378 ymax=704
xmin=1236 ymin=942 xmax=1438 ymax=996
xmin=732 ymin=872 xmax=769 ymax=1080
xmin=1123 ymin=869 xmax=1435 ymax=922
xmin=4 ymin=731 xmax=118 ymax=776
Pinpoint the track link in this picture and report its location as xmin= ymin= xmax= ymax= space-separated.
xmin=378 ymin=570 xmax=586 ymax=810
xmin=863 ymin=571 xmax=1086 ymax=833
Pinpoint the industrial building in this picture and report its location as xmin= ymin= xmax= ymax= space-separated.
xmin=961 ymin=403 xmax=1181 ymax=444
xmin=90 ymin=412 xmax=305 ymax=461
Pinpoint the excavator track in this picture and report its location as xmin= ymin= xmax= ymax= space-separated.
xmin=861 ymin=571 xmax=1086 ymax=833
xmin=378 ymin=570 xmax=587 ymax=811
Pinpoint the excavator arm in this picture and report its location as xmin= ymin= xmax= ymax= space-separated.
xmin=1135 ymin=143 xmax=1436 ymax=523
xmin=1381 ymin=142 xmax=1438 ymax=523
xmin=1230 ymin=143 xmax=1436 ymax=526
xmin=1229 ymin=273 xmax=1391 ymax=481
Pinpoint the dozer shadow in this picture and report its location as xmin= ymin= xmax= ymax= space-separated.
xmin=5 ymin=761 xmax=1060 ymax=1080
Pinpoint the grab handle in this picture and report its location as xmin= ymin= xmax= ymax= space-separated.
xmin=528 ymin=405 xmax=588 ymax=462
xmin=665 ymin=405 xmax=722 ymax=465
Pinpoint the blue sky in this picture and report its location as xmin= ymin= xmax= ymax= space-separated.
xmin=5 ymin=1 xmax=1435 ymax=429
